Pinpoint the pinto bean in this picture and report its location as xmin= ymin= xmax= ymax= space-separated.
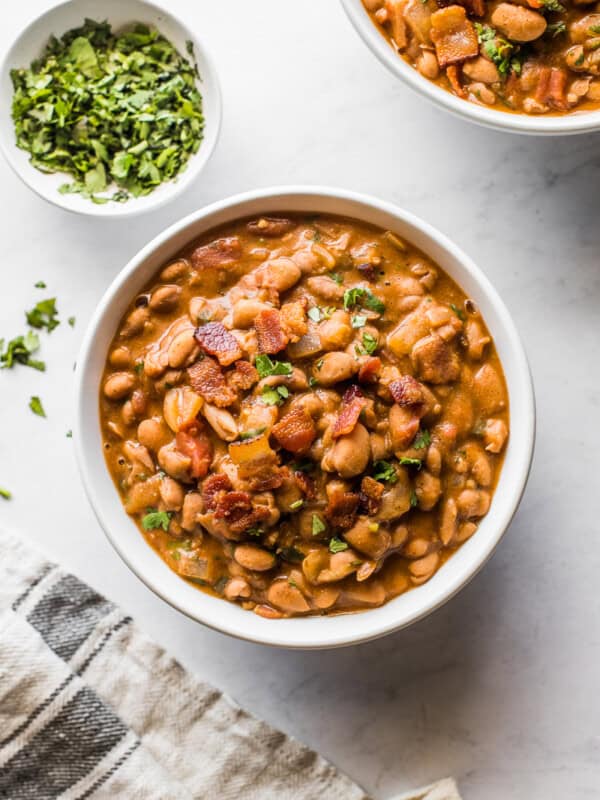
xmin=224 ymin=577 xmax=251 ymax=600
xmin=313 ymin=352 xmax=358 ymax=386
xmin=465 ymin=319 xmax=491 ymax=360
xmin=181 ymin=492 xmax=204 ymax=530
xmin=149 ymin=285 xmax=182 ymax=313
xmin=417 ymin=50 xmax=439 ymax=80
xmin=411 ymin=334 xmax=460 ymax=384
xmin=267 ymin=580 xmax=310 ymax=613
xmin=104 ymin=372 xmax=135 ymax=400
xmin=202 ymin=404 xmax=238 ymax=441
xmin=483 ymin=418 xmax=508 ymax=453
xmin=234 ymin=544 xmax=277 ymax=572
xmin=342 ymin=580 xmax=386 ymax=607
xmin=403 ymin=537 xmax=435 ymax=559
xmin=160 ymin=259 xmax=189 ymax=282
xmin=344 ymin=517 xmax=391 ymax=559
xmin=440 ymin=497 xmax=458 ymax=545
xmin=232 ymin=299 xmax=273 ymax=328
xmin=377 ymin=473 xmax=412 ymax=521
xmin=255 ymin=257 xmax=301 ymax=292
xmin=302 ymin=548 xmax=359 ymax=585
xmin=409 ymin=552 xmax=440 ymax=583
xmin=491 ymin=3 xmax=546 ymax=42
xmin=322 ymin=423 xmax=370 ymax=478
xmin=137 ymin=417 xmax=171 ymax=452
xmin=457 ymin=488 xmax=491 ymax=518
xmin=109 ymin=346 xmax=131 ymax=368
xmin=158 ymin=442 xmax=192 ymax=483
xmin=306 ymin=276 xmax=345 ymax=301
xmin=318 ymin=311 xmax=353 ymax=351
xmin=120 ymin=306 xmax=149 ymax=338
xmin=473 ymin=364 xmax=506 ymax=415
xmin=168 ymin=328 xmax=198 ymax=368
xmin=414 ymin=470 xmax=442 ymax=511
xmin=159 ymin=476 xmax=185 ymax=511
xmin=389 ymin=404 xmax=420 ymax=451
xmin=463 ymin=57 xmax=500 ymax=85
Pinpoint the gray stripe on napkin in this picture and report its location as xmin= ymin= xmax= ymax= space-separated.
xmin=0 ymin=686 xmax=129 ymax=799
xmin=26 ymin=574 xmax=115 ymax=662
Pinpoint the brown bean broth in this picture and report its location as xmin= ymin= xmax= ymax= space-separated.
xmin=100 ymin=214 xmax=509 ymax=618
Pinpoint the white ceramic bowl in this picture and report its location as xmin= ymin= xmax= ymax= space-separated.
xmin=340 ymin=0 xmax=600 ymax=136
xmin=0 ymin=0 xmax=221 ymax=217
xmin=74 ymin=186 xmax=535 ymax=649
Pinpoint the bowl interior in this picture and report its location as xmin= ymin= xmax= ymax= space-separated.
xmin=0 ymin=0 xmax=221 ymax=217
xmin=75 ymin=187 xmax=535 ymax=648
xmin=340 ymin=0 xmax=600 ymax=135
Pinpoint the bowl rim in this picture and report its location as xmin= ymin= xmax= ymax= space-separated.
xmin=0 ymin=0 xmax=222 ymax=218
xmin=74 ymin=185 xmax=536 ymax=649
xmin=339 ymin=0 xmax=600 ymax=136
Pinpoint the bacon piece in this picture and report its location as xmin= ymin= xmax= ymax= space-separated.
xmin=214 ymin=490 xmax=271 ymax=534
xmin=194 ymin=322 xmax=242 ymax=366
xmin=280 ymin=299 xmax=308 ymax=343
xmin=247 ymin=217 xmax=296 ymax=238
xmin=332 ymin=386 xmax=367 ymax=439
xmin=175 ymin=431 xmax=212 ymax=479
xmin=325 ymin=488 xmax=360 ymax=530
xmin=293 ymin=470 xmax=316 ymax=500
xmin=202 ymin=474 xmax=232 ymax=511
xmin=358 ymin=356 xmax=381 ymax=384
xmin=389 ymin=375 xmax=426 ymax=406
xmin=536 ymin=67 xmax=567 ymax=110
xmin=271 ymin=408 xmax=316 ymax=454
xmin=226 ymin=359 xmax=259 ymax=392
xmin=446 ymin=65 xmax=466 ymax=98
xmin=359 ymin=476 xmax=384 ymax=516
xmin=389 ymin=405 xmax=421 ymax=451
xmin=188 ymin=357 xmax=237 ymax=408
xmin=255 ymin=309 xmax=289 ymax=354
xmin=191 ymin=237 xmax=241 ymax=270
xmin=431 ymin=7 xmax=478 ymax=68
xmin=247 ymin=469 xmax=285 ymax=492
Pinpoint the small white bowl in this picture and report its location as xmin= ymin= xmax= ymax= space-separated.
xmin=0 ymin=0 xmax=221 ymax=217
xmin=74 ymin=186 xmax=535 ymax=649
xmin=340 ymin=0 xmax=600 ymax=136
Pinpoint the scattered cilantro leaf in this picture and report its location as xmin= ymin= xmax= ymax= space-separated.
xmin=0 ymin=488 xmax=11 ymax=500
xmin=413 ymin=429 xmax=431 ymax=449
xmin=142 ymin=508 xmax=172 ymax=531
xmin=351 ymin=314 xmax=367 ymax=328
xmin=247 ymin=527 xmax=263 ymax=537
xmin=10 ymin=20 xmax=204 ymax=203
xmin=410 ymin=490 xmax=419 ymax=508
xmin=29 ymin=396 xmax=46 ymax=417
xmin=0 ymin=331 xmax=45 ymax=371
xmin=329 ymin=272 xmax=343 ymax=285
xmin=238 ymin=427 xmax=267 ymax=441
xmin=474 ymin=23 xmax=522 ymax=76
xmin=547 ymin=21 xmax=567 ymax=37
xmin=68 ymin=316 xmax=76 ymax=327
xmin=26 ymin=298 xmax=59 ymax=332
xmin=361 ymin=333 xmax=378 ymax=355
xmin=34 ymin=281 xmax=46 ymax=289
xmin=540 ymin=0 xmax=565 ymax=11
xmin=343 ymin=287 xmax=385 ymax=314
xmin=329 ymin=537 xmax=348 ymax=554
xmin=261 ymin=385 xmax=289 ymax=406
xmin=66 ymin=430 xmax=73 ymax=438
xmin=312 ymin=514 xmax=327 ymax=536
xmin=255 ymin=354 xmax=292 ymax=379
xmin=289 ymin=499 xmax=304 ymax=510
xmin=398 ymin=456 xmax=422 ymax=468
xmin=590 ymin=23 xmax=600 ymax=34
xmin=373 ymin=460 xmax=398 ymax=484
xmin=450 ymin=303 xmax=466 ymax=321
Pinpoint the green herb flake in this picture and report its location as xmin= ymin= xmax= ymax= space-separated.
xmin=410 ymin=489 xmax=419 ymax=508
xmin=238 ymin=427 xmax=267 ymax=441
xmin=308 ymin=376 xmax=318 ymax=387
xmin=142 ymin=508 xmax=172 ymax=531
xmin=10 ymin=20 xmax=205 ymax=203
xmin=590 ymin=24 xmax=600 ymax=34
xmin=29 ymin=396 xmax=46 ymax=417
xmin=289 ymin=459 xmax=314 ymax=473
xmin=35 ymin=281 xmax=47 ymax=289
xmin=255 ymin=354 xmax=292 ymax=379
xmin=450 ymin=303 xmax=466 ymax=321
xmin=261 ymin=385 xmax=289 ymax=406
xmin=0 ymin=331 xmax=45 ymax=371
xmin=413 ymin=429 xmax=431 ymax=449
xmin=68 ymin=316 xmax=76 ymax=327
xmin=343 ymin=287 xmax=384 ymax=314
xmin=330 ymin=272 xmax=343 ymax=285
xmin=547 ymin=21 xmax=567 ymax=37
xmin=540 ymin=0 xmax=565 ymax=11
xmin=312 ymin=514 xmax=326 ymax=536
xmin=0 ymin=487 xmax=11 ymax=500
xmin=246 ymin=527 xmax=263 ymax=537
xmin=289 ymin=499 xmax=304 ymax=511
xmin=351 ymin=314 xmax=367 ymax=329
xmin=474 ymin=23 xmax=522 ymax=77
xmin=25 ymin=298 xmax=59 ymax=332
xmin=373 ymin=460 xmax=398 ymax=484
xmin=361 ymin=333 xmax=378 ymax=355
xmin=329 ymin=537 xmax=349 ymax=554
xmin=66 ymin=430 xmax=73 ymax=438
xmin=134 ymin=361 xmax=144 ymax=374
xmin=399 ymin=456 xmax=422 ymax=468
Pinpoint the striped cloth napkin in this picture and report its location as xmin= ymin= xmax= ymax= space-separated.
xmin=0 ymin=529 xmax=461 ymax=799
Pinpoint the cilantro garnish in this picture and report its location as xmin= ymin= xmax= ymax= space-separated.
xmin=261 ymin=385 xmax=289 ymax=406
xmin=540 ymin=0 xmax=565 ymax=11
xmin=238 ymin=427 xmax=267 ymax=441
xmin=10 ymin=20 xmax=204 ymax=203
xmin=0 ymin=488 xmax=11 ymax=500
xmin=329 ymin=537 xmax=349 ymax=554
xmin=255 ymin=354 xmax=292 ymax=379
xmin=68 ymin=316 xmax=76 ymax=327
xmin=329 ymin=272 xmax=344 ymax=285
xmin=289 ymin=499 xmax=304 ymax=511
xmin=141 ymin=508 xmax=172 ymax=531
xmin=547 ymin=21 xmax=567 ymax=37
xmin=29 ymin=396 xmax=46 ymax=417
xmin=351 ymin=314 xmax=367 ymax=329
xmin=34 ymin=281 xmax=46 ymax=289
xmin=26 ymin=298 xmax=60 ymax=332
xmin=474 ymin=23 xmax=522 ymax=76
xmin=343 ymin=287 xmax=385 ymax=314
xmin=373 ymin=460 xmax=398 ymax=484
xmin=312 ymin=514 xmax=327 ymax=536
xmin=450 ymin=303 xmax=466 ymax=321
xmin=413 ymin=429 xmax=431 ymax=449
xmin=410 ymin=490 xmax=419 ymax=508
xmin=0 ymin=331 xmax=45 ymax=371
xmin=399 ymin=456 xmax=422 ymax=468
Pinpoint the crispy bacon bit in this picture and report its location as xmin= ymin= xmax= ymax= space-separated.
xmin=226 ymin=360 xmax=259 ymax=392
xmin=294 ymin=470 xmax=316 ymax=500
xmin=431 ymin=7 xmax=478 ymax=69
xmin=255 ymin=309 xmax=289 ymax=354
xmin=536 ymin=67 xmax=567 ymax=110
xmin=332 ymin=386 xmax=367 ymax=439
xmin=247 ymin=468 xmax=285 ymax=492
xmin=358 ymin=356 xmax=381 ymax=384
xmin=214 ymin=491 xmax=271 ymax=534
xmin=357 ymin=262 xmax=378 ymax=282
xmin=247 ymin=217 xmax=296 ymax=238
xmin=191 ymin=237 xmax=241 ymax=270
xmin=389 ymin=375 xmax=426 ymax=407
xmin=175 ymin=431 xmax=212 ymax=479
xmin=188 ymin=357 xmax=237 ymax=407
xmin=202 ymin=474 xmax=232 ymax=511
xmin=325 ymin=488 xmax=360 ymax=530
xmin=280 ymin=299 xmax=308 ymax=343
xmin=446 ymin=65 xmax=466 ymax=98
xmin=194 ymin=322 xmax=242 ymax=366
xmin=359 ymin=476 xmax=384 ymax=516
xmin=271 ymin=408 xmax=316 ymax=454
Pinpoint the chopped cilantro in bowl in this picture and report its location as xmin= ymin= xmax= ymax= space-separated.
xmin=1 ymin=4 xmax=221 ymax=215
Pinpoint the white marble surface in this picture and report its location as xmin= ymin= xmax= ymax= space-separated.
xmin=1 ymin=1 xmax=600 ymax=798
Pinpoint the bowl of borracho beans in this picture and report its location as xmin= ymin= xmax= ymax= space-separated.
xmin=74 ymin=187 xmax=535 ymax=648
xmin=0 ymin=0 xmax=221 ymax=216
